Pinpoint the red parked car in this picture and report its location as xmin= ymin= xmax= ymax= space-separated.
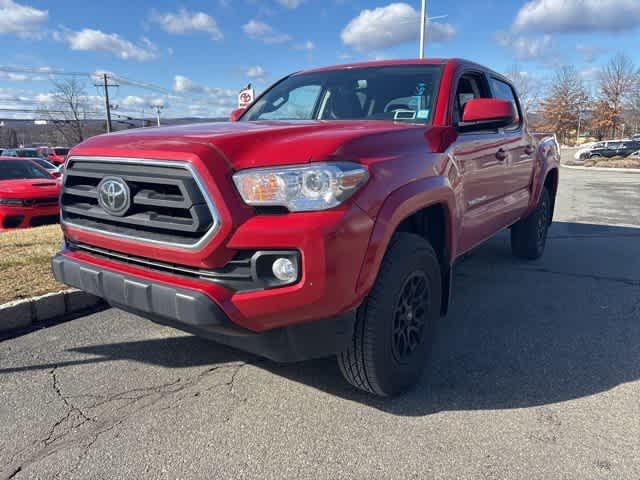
xmin=0 ymin=158 xmax=61 ymax=230
xmin=53 ymin=59 xmax=559 ymax=396
xmin=46 ymin=147 xmax=70 ymax=166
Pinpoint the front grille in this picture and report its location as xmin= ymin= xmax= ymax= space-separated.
xmin=25 ymin=197 xmax=58 ymax=206
xmin=67 ymin=240 xmax=300 ymax=292
xmin=61 ymin=157 xmax=219 ymax=247
xmin=30 ymin=215 xmax=59 ymax=227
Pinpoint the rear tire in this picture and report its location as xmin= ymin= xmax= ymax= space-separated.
xmin=510 ymin=187 xmax=552 ymax=260
xmin=337 ymin=233 xmax=441 ymax=397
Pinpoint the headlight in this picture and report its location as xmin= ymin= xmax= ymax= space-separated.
xmin=232 ymin=162 xmax=369 ymax=212
xmin=0 ymin=198 xmax=24 ymax=206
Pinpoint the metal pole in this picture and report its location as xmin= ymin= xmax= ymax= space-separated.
xmin=104 ymin=74 xmax=113 ymax=134
xmin=419 ymin=0 xmax=427 ymax=59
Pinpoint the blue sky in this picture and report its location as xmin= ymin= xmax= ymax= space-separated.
xmin=1 ymin=0 xmax=639 ymax=118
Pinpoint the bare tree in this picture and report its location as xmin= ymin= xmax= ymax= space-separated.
xmin=625 ymin=75 xmax=640 ymax=136
xmin=595 ymin=53 xmax=638 ymax=138
xmin=1 ymin=128 xmax=19 ymax=148
xmin=505 ymin=64 xmax=541 ymax=122
xmin=539 ymin=65 xmax=590 ymax=145
xmin=45 ymin=78 xmax=90 ymax=146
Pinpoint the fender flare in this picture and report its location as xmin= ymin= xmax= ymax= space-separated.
xmin=355 ymin=175 xmax=457 ymax=298
xmin=527 ymin=139 xmax=560 ymax=214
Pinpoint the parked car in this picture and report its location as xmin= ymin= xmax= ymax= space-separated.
xmin=2 ymin=148 xmax=41 ymax=159
xmin=30 ymin=158 xmax=62 ymax=178
xmin=579 ymin=140 xmax=640 ymax=159
xmin=46 ymin=147 xmax=70 ymax=166
xmin=53 ymin=58 xmax=559 ymax=396
xmin=0 ymin=158 xmax=61 ymax=230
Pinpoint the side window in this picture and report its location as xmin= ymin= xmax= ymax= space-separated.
xmin=453 ymin=72 xmax=491 ymax=126
xmin=490 ymin=77 xmax=521 ymax=129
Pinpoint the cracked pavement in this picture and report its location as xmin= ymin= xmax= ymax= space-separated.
xmin=1 ymin=167 xmax=640 ymax=479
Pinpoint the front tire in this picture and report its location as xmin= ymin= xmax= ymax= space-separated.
xmin=510 ymin=187 xmax=552 ymax=260
xmin=338 ymin=233 xmax=441 ymax=397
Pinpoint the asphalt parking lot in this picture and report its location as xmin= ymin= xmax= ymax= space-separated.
xmin=1 ymin=166 xmax=639 ymax=479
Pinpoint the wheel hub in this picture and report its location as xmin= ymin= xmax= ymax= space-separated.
xmin=392 ymin=271 xmax=430 ymax=363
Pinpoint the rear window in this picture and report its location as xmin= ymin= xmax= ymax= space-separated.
xmin=0 ymin=160 xmax=51 ymax=180
xmin=54 ymin=148 xmax=69 ymax=155
xmin=16 ymin=150 xmax=39 ymax=158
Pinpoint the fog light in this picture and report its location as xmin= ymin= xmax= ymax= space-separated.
xmin=272 ymin=257 xmax=297 ymax=282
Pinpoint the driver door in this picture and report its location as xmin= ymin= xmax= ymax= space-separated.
xmin=450 ymin=71 xmax=514 ymax=253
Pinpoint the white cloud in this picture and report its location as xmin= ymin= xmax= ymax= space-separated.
xmin=242 ymin=19 xmax=291 ymax=44
xmin=62 ymin=29 xmax=157 ymax=61
xmin=150 ymin=8 xmax=223 ymax=40
xmin=495 ymin=32 xmax=553 ymax=60
xmin=247 ymin=66 xmax=266 ymax=81
xmin=0 ymin=71 xmax=28 ymax=81
xmin=122 ymin=95 xmax=146 ymax=107
xmin=173 ymin=75 xmax=206 ymax=94
xmin=0 ymin=0 xmax=48 ymax=37
xmin=172 ymin=75 xmax=236 ymax=104
xmin=276 ymin=0 xmax=302 ymax=8
xmin=513 ymin=0 xmax=640 ymax=34
xmin=341 ymin=3 xmax=456 ymax=52
xmin=294 ymin=40 xmax=315 ymax=51
xmin=576 ymin=44 xmax=603 ymax=63
xmin=35 ymin=92 xmax=55 ymax=104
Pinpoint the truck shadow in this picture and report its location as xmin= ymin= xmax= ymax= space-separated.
xmin=3 ymin=222 xmax=639 ymax=416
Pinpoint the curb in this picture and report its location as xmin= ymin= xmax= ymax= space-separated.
xmin=561 ymin=164 xmax=640 ymax=173
xmin=0 ymin=289 xmax=104 ymax=333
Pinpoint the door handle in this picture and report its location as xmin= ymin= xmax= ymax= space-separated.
xmin=495 ymin=148 xmax=507 ymax=161
xmin=524 ymin=145 xmax=534 ymax=155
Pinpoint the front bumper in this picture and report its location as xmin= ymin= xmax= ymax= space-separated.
xmin=0 ymin=205 xmax=59 ymax=230
xmin=52 ymin=254 xmax=356 ymax=362
xmin=62 ymin=202 xmax=375 ymax=332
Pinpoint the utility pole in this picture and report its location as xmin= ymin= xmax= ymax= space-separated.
xmin=419 ymin=0 xmax=427 ymax=59
xmin=153 ymin=105 xmax=163 ymax=127
xmin=94 ymin=73 xmax=119 ymax=134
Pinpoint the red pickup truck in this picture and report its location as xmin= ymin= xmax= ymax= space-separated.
xmin=53 ymin=59 xmax=559 ymax=396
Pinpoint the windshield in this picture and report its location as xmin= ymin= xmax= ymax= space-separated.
xmin=54 ymin=148 xmax=69 ymax=155
xmin=0 ymin=160 xmax=51 ymax=180
xmin=16 ymin=149 xmax=39 ymax=158
xmin=242 ymin=65 xmax=442 ymax=124
xmin=33 ymin=158 xmax=55 ymax=170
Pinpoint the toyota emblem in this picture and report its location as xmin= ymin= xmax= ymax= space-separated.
xmin=97 ymin=177 xmax=131 ymax=217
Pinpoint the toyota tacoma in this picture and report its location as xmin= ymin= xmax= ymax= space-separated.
xmin=52 ymin=59 xmax=559 ymax=396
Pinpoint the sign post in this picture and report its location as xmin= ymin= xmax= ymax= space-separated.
xmin=238 ymin=85 xmax=255 ymax=109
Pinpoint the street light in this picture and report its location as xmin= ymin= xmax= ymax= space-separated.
xmin=419 ymin=0 xmax=427 ymax=59
xmin=418 ymin=1 xmax=447 ymax=59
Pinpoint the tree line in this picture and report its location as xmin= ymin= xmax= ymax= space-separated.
xmin=508 ymin=53 xmax=640 ymax=146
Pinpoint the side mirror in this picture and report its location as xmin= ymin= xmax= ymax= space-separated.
xmin=230 ymin=108 xmax=246 ymax=122
xmin=460 ymin=98 xmax=516 ymax=131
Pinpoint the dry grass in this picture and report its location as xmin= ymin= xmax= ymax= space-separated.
xmin=0 ymin=225 xmax=65 ymax=304
xmin=584 ymin=156 xmax=640 ymax=169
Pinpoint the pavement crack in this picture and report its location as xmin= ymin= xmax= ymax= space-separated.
xmin=511 ymin=266 xmax=640 ymax=287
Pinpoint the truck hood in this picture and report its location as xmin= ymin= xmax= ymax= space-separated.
xmin=72 ymin=120 xmax=423 ymax=170
xmin=0 ymin=179 xmax=60 ymax=198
